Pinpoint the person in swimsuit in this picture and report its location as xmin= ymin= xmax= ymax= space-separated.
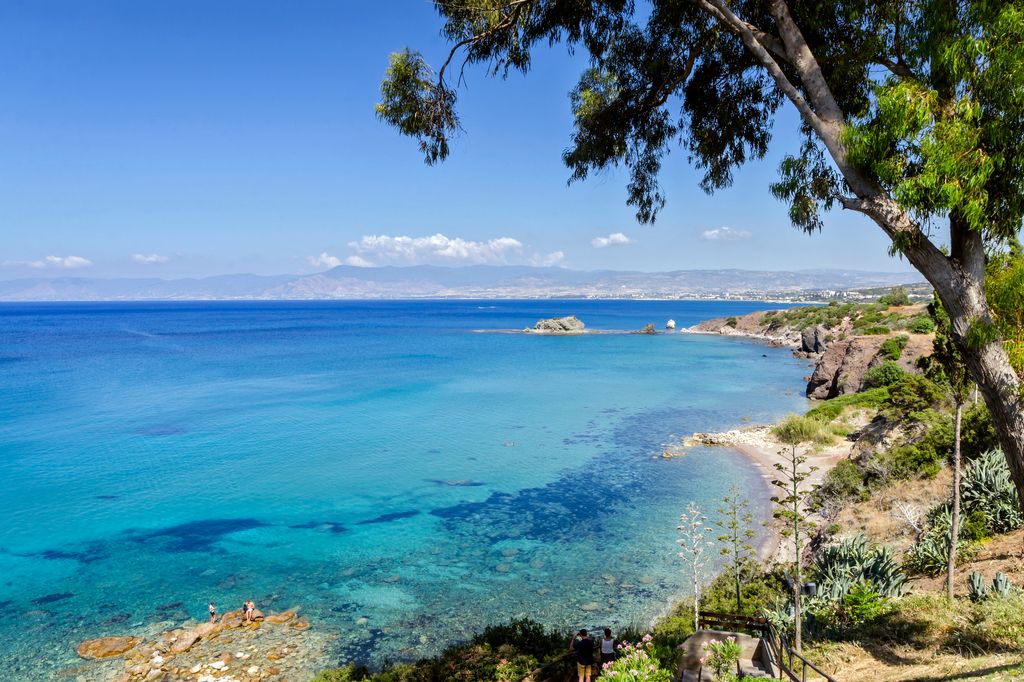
xmin=243 ymin=599 xmax=255 ymax=623
xmin=208 ymin=601 xmax=216 ymax=623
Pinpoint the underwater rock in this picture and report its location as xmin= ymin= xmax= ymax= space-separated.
xmin=32 ymin=591 xmax=74 ymax=605
xmin=581 ymin=602 xmax=600 ymax=612
xmin=76 ymin=635 xmax=144 ymax=660
xmin=266 ymin=609 xmax=297 ymax=624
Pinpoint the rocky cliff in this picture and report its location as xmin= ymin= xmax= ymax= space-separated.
xmin=689 ymin=303 xmax=934 ymax=399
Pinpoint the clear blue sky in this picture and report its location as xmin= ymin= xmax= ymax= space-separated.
xmin=0 ymin=1 xmax=916 ymax=278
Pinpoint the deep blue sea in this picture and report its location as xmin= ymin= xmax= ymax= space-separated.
xmin=0 ymin=300 xmax=810 ymax=677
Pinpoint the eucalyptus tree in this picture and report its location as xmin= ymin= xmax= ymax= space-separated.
xmin=378 ymin=1 xmax=1024 ymax=507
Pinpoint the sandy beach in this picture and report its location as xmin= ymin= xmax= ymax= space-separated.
xmin=682 ymin=425 xmax=852 ymax=563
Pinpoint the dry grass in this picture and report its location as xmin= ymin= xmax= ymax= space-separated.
xmin=834 ymin=471 xmax=951 ymax=555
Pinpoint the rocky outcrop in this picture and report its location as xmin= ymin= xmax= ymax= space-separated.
xmin=639 ymin=323 xmax=657 ymax=335
xmin=801 ymin=325 xmax=830 ymax=354
xmin=806 ymin=337 xmax=887 ymax=399
xmin=75 ymin=608 xmax=322 ymax=681
xmin=76 ymin=636 xmax=144 ymax=660
xmin=525 ymin=315 xmax=585 ymax=335
xmin=666 ymin=319 xmax=676 ymax=330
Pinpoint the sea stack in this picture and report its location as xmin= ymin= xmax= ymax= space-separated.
xmin=525 ymin=315 xmax=586 ymax=335
xmin=666 ymin=319 xmax=676 ymax=330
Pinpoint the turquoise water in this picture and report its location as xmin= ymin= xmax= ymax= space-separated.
xmin=0 ymin=300 xmax=809 ymax=677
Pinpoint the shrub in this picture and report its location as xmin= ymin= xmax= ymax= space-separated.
xmin=878 ymin=287 xmax=911 ymax=307
xmin=879 ymin=334 xmax=909 ymax=361
xmin=495 ymin=654 xmax=538 ymax=681
xmin=600 ymin=636 xmax=672 ymax=681
xmin=861 ymin=325 xmax=892 ymax=335
xmin=312 ymin=667 xmax=369 ymax=682
xmin=951 ymin=592 xmax=1024 ymax=653
xmin=909 ymin=316 xmax=936 ymax=333
xmin=703 ymin=636 xmax=742 ymax=681
xmin=961 ymin=404 xmax=999 ymax=461
xmin=811 ymin=459 xmax=868 ymax=512
xmin=700 ymin=564 xmax=788 ymax=617
xmin=884 ymin=374 xmax=947 ymax=422
xmin=804 ymin=387 xmax=889 ymax=422
xmin=841 ymin=582 xmax=891 ymax=626
xmin=863 ymin=361 xmax=906 ymax=388
xmin=725 ymin=316 xmax=739 ymax=328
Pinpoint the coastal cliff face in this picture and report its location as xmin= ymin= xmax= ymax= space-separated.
xmin=689 ymin=303 xmax=934 ymax=399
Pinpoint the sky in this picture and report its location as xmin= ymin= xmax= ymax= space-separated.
xmin=0 ymin=1 xmax=918 ymax=279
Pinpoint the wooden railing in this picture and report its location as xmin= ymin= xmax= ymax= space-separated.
xmin=699 ymin=611 xmax=770 ymax=636
xmin=764 ymin=622 xmax=838 ymax=682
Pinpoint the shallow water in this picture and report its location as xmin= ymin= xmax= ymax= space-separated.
xmin=0 ymin=300 xmax=809 ymax=676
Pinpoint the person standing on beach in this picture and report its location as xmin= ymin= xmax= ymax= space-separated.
xmin=570 ymin=629 xmax=595 ymax=682
xmin=208 ymin=601 xmax=216 ymax=623
xmin=600 ymin=628 xmax=616 ymax=665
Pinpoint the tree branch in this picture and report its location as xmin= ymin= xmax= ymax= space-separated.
xmin=436 ymin=0 xmax=535 ymax=88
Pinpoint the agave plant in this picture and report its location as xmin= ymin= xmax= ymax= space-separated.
xmin=961 ymin=450 xmax=1024 ymax=534
xmin=813 ymin=534 xmax=906 ymax=601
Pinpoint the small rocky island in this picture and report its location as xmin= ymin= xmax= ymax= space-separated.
xmin=524 ymin=315 xmax=586 ymax=335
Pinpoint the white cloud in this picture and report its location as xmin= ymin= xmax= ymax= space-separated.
xmin=344 ymin=255 xmax=373 ymax=267
xmin=307 ymin=252 xmax=343 ymax=269
xmin=531 ymin=251 xmax=566 ymax=267
xmin=29 ymin=255 xmax=93 ymax=269
xmin=591 ymin=232 xmax=632 ymax=248
xmin=347 ymin=233 xmax=523 ymax=266
xmin=701 ymin=226 xmax=752 ymax=241
xmin=132 ymin=253 xmax=169 ymax=265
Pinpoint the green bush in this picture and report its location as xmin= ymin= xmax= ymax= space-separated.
xmin=874 ymin=441 xmax=943 ymax=481
xmin=841 ymin=582 xmax=892 ymax=626
xmin=879 ymin=335 xmax=909 ymax=361
xmin=812 ymin=459 xmax=868 ymax=511
xmin=878 ymin=287 xmax=911 ymax=307
xmin=909 ymin=316 xmax=936 ymax=333
xmin=884 ymin=374 xmax=947 ymax=422
xmin=861 ymin=325 xmax=892 ymax=335
xmin=600 ymin=637 xmax=672 ymax=681
xmin=863 ymin=361 xmax=906 ymax=388
xmin=315 ymin=618 xmax=569 ymax=682
xmin=725 ymin=316 xmax=739 ymax=328
xmin=312 ymin=666 xmax=370 ymax=682
xmin=952 ymin=592 xmax=1024 ymax=653
xmin=805 ymin=387 xmax=890 ymax=422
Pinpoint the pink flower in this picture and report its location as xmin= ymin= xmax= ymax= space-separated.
xmin=642 ymin=633 xmax=653 ymax=642
xmin=699 ymin=656 xmax=706 ymax=666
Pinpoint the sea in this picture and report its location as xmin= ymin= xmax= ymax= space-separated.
xmin=0 ymin=300 xmax=811 ymax=677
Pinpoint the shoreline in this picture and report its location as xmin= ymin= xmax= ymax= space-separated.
xmin=681 ymin=425 xmax=850 ymax=565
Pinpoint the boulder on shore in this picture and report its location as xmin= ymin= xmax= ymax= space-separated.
xmin=76 ymin=636 xmax=143 ymax=660
xmin=525 ymin=315 xmax=585 ymax=335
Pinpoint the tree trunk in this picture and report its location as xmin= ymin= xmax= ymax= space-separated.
xmin=859 ymin=207 xmax=1024 ymax=513
xmin=946 ymin=401 xmax=963 ymax=601
xmin=735 ymin=560 xmax=742 ymax=613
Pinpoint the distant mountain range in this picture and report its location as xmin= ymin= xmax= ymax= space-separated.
xmin=0 ymin=266 xmax=926 ymax=301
